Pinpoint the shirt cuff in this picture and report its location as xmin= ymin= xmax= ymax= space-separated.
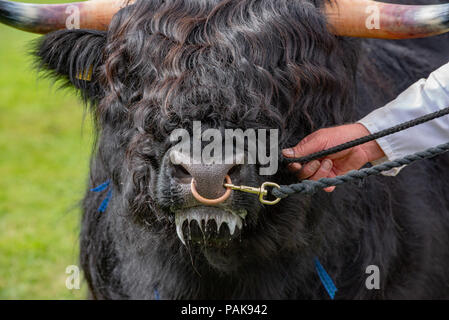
xmin=357 ymin=121 xmax=405 ymax=176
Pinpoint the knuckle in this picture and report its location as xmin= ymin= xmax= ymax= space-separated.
xmin=294 ymin=142 xmax=306 ymax=154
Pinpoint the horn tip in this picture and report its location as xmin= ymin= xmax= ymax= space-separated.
xmin=0 ymin=0 xmax=39 ymax=33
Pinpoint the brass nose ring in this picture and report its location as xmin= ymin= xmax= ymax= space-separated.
xmin=191 ymin=175 xmax=232 ymax=205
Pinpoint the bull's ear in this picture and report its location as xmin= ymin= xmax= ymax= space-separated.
xmin=33 ymin=29 xmax=106 ymax=103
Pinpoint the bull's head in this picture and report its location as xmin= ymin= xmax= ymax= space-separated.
xmin=1 ymin=0 xmax=448 ymax=273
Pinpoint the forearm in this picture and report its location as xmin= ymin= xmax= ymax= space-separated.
xmin=358 ymin=62 xmax=449 ymax=174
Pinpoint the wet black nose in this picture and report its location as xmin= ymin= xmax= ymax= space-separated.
xmin=170 ymin=151 xmax=239 ymax=200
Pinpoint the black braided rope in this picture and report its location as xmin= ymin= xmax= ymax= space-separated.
xmin=284 ymin=106 xmax=449 ymax=164
xmin=272 ymin=142 xmax=449 ymax=199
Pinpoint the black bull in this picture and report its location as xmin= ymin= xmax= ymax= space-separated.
xmin=4 ymin=0 xmax=449 ymax=299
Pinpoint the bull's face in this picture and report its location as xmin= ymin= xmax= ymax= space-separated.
xmin=44 ymin=0 xmax=352 ymax=272
xmin=3 ymin=0 xmax=448 ymax=272
xmin=95 ymin=0 xmax=359 ymax=272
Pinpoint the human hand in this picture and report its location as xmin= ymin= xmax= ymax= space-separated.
xmin=282 ymin=124 xmax=386 ymax=192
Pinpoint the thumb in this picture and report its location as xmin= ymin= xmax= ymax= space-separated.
xmin=282 ymin=133 xmax=328 ymax=158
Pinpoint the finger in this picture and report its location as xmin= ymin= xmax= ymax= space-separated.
xmin=282 ymin=148 xmax=296 ymax=158
xmin=297 ymin=160 xmax=321 ymax=180
xmin=324 ymin=170 xmax=337 ymax=193
xmin=282 ymin=132 xmax=327 ymax=159
xmin=309 ymin=159 xmax=333 ymax=182
xmin=287 ymin=163 xmax=302 ymax=176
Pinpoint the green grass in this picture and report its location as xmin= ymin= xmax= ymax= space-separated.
xmin=0 ymin=0 xmax=91 ymax=299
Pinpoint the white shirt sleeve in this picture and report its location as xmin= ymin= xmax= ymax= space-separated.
xmin=358 ymin=62 xmax=449 ymax=176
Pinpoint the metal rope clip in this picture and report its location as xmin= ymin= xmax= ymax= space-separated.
xmin=223 ymin=181 xmax=282 ymax=205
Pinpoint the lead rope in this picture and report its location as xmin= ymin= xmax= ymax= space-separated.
xmin=273 ymin=141 xmax=449 ymax=199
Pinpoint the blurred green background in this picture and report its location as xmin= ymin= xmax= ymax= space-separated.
xmin=0 ymin=0 xmax=91 ymax=299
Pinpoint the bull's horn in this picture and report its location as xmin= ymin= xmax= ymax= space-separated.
xmin=0 ymin=0 xmax=448 ymax=39
xmin=326 ymin=0 xmax=449 ymax=39
xmin=0 ymin=0 xmax=132 ymax=34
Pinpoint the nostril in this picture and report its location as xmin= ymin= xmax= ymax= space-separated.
xmin=228 ymin=164 xmax=241 ymax=177
xmin=173 ymin=164 xmax=192 ymax=183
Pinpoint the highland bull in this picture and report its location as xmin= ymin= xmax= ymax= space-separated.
xmin=1 ymin=0 xmax=449 ymax=299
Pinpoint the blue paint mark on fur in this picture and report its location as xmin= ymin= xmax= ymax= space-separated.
xmin=314 ymin=257 xmax=337 ymax=299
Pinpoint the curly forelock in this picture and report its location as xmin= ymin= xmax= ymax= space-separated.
xmin=100 ymin=0 xmax=356 ymax=145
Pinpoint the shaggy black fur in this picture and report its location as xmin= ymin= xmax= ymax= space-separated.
xmin=34 ymin=0 xmax=449 ymax=299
